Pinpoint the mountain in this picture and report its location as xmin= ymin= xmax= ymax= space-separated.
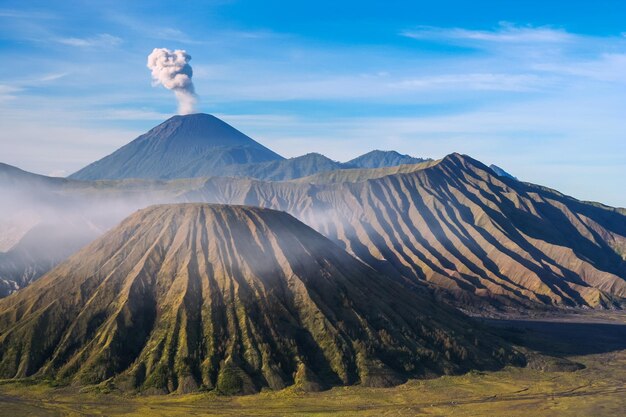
xmin=347 ymin=150 xmax=429 ymax=168
xmin=0 ymin=204 xmax=521 ymax=394
xmin=254 ymin=154 xmax=626 ymax=309
xmin=220 ymin=152 xmax=344 ymax=181
xmin=3 ymin=154 xmax=625 ymax=311
xmin=0 ymin=221 xmax=101 ymax=297
xmin=0 ymin=164 xmax=78 ymax=293
xmin=0 ymin=162 xmax=173 ymax=292
xmin=68 ymin=115 xmax=434 ymax=182
xmin=69 ymin=114 xmax=284 ymax=180
xmin=0 ymin=162 xmax=67 ymax=189
xmin=489 ymin=164 xmax=517 ymax=180
xmin=180 ymin=155 xmax=626 ymax=310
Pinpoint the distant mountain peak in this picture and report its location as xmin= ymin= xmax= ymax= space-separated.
xmin=123 ymin=112 xmax=270 ymax=149
xmin=363 ymin=149 xmax=405 ymax=157
xmin=295 ymin=152 xmax=336 ymax=161
xmin=0 ymin=162 xmax=67 ymax=188
xmin=347 ymin=150 xmax=430 ymax=169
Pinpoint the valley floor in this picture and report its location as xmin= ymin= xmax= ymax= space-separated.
xmin=1 ymin=311 xmax=625 ymax=417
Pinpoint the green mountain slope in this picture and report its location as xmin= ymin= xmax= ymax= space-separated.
xmin=0 ymin=204 xmax=520 ymax=394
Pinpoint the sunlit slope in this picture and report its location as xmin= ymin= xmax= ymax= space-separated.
xmin=0 ymin=204 xmax=519 ymax=394
xmin=189 ymin=154 xmax=626 ymax=308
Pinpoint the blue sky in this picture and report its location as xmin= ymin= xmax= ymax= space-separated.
xmin=0 ymin=0 xmax=625 ymax=206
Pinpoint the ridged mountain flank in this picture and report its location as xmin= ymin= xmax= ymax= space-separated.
xmin=0 ymin=204 xmax=521 ymax=394
xmin=69 ymin=114 xmax=284 ymax=180
xmin=2 ymin=153 xmax=625 ymax=310
xmin=187 ymin=154 xmax=626 ymax=309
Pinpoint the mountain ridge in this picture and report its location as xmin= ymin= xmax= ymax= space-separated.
xmin=2 ymin=153 xmax=625 ymax=310
xmin=67 ymin=114 xmax=431 ymax=182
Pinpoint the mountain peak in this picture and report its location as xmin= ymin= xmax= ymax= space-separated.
xmin=69 ymin=114 xmax=284 ymax=180
xmin=347 ymin=150 xmax=429 ymax=169
xmin=137 ymin=113 xmax=261 ymax=148
xmin=441 ymin=152 xmax=482 ymax=167
xmin=296 ymin=152 xmax=336 ymax=161
xmin=0 ymin=162 xmax=67 ymax=188
xmin=441 ymin=154 xmax=518 ymax=181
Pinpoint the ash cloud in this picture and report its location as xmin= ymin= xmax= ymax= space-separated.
xmin=147 ymin=48 xmax=197 ymax=115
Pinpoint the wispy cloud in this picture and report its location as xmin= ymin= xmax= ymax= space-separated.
xmin=533 ymin=53 xmax=626 ymax=83
xmin=0 ymin=85 xmax=21 ymax=102
xmin=35 ymin=73 xmax=69 ymax=83
xmin=0 ymin=73 xmax=69 ymax=103
xmin=55 ymin=33 xmax=122 ymax=48
xmin=401 ymin=22 xmax=574 ymax=44
xmin=47 ymin=169 xmax=67 ymax=177
xmin=388 ymin=73 xmax=546 ymax=92
xmin=106 ymin=13 xmax=205 ymax=45
xmin=0 ymin=8 xmax=56 ymax=19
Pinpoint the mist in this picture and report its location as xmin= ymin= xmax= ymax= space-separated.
xmin=0 ymin=173 xmax=370 ymax=297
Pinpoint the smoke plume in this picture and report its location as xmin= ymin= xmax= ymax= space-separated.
xmin=147 ymin=48 xmax=197 ymax=115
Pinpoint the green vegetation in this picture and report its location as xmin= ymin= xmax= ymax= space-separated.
xmin=1 ymin=312 xmax=624 ymax=416
xmin=0 ymin=204 xmax=520 ymax=394
xmin=0 ymin=349 xmax=623 ymax=416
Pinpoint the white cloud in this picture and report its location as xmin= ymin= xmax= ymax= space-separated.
xmin=35 ymin=72 xmax=69 ymax=82
xmin=401 ymin=23 xmax=574 ymax=44
xmin=388 ymin=73 xmax=546 ymax=92
xmin=0 ymin=9 xmax=56 ymax=19
xmin=47 ymin=169 xmax=67 ymax=177
xmin=0 ymin=85 xmax=21 ymax=102
xmin=533 ymin=53 xmax=626 ymax=83
xmin=56 ymin=33 xmax=122 ymax=48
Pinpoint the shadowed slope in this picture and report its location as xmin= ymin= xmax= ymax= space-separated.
xmin=0 ymin=204 xmax=520 ymax=394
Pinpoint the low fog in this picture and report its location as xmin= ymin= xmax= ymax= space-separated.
xmin=0 ymin=173 xmax=377 ymax=296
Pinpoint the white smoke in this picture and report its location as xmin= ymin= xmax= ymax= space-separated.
xmin=147 ymin=48 xmax=197 ymax=115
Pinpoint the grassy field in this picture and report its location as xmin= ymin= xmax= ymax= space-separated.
xmin=1 ymin=311 xmax=624 ymax=417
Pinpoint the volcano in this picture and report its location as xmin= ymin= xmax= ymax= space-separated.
xmin=69 ymin=114 xmax=284 ymax=180
xmin=0 ymin=204 xmax=520 ymax=394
